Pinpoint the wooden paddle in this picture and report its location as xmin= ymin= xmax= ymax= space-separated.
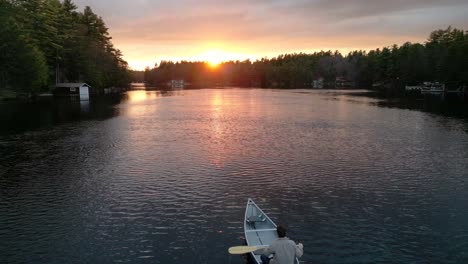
xmin=228 ymin=245 xmax=268 ymax=255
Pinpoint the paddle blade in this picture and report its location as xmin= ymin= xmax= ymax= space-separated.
xmin=228 ymin=246 xmax=260 ymax=255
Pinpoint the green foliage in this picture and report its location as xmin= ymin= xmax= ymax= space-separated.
xmin=0 ymin=0 xmax=130 ymax=95
xmin=0 ymin=0 xmax=48 ymax=93
xmin=16 ymin=46 xmax=49 ymax=93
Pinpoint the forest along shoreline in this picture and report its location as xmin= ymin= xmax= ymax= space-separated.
xmin=134 ymin=27 xmax=468 ymax=102
xmin=0 ymin=0 xmax=131 ymax=101
xmin=1 ymin=1 xmax=467 ymax=104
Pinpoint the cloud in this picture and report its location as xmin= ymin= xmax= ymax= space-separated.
xmin=290 ymin=0 xmax=468 ymax=20
xmin=73 ymin=0 xmax=468 ymax=40
xmin=71 ymin=0 xmax=468 ymax=69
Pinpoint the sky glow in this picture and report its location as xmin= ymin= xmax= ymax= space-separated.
xmin=73 ymin=0 xmax=468 ymax=70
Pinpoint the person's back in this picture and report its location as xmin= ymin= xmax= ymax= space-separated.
xmin=268 ymin=236 xmax=303 ymax=264
xmin=255 ymin=225 xmax=303 ymax=264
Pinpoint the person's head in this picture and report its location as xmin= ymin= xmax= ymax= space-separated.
xmin=277 ymin=225 xmax=287 ymax=238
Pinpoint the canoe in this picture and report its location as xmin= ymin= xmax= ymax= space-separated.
xmin=244 ymin=198 xmax=299 ymax=264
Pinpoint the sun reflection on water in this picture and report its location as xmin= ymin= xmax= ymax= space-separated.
xmin=206 ymin=91 xmax=245 ymax=168
xmin=128 ymin=90 xmax=151 ymax=102
xmin=124 ymin=91 xmax=161 ymax=118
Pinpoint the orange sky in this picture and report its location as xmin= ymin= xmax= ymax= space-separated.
xmin=74 ymin=0 xmax=468 ymax=70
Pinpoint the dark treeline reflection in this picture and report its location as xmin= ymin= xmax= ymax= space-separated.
xmin=0 ymin=95 xmax=123 ymax=135
xmin=0 ymin=0 xmax=130 ymax=95
xmin=139 ymin=27 xmax=468 ymax=92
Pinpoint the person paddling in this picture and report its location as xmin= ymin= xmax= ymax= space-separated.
xmin=254 ymin=225 xmax=303 ymax=264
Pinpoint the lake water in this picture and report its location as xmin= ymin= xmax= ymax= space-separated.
xmin=1 ymin=88 xmax=467 ymax=263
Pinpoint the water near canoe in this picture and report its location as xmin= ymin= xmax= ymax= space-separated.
xmin=1 ymin=89 xmax=467 ymax=263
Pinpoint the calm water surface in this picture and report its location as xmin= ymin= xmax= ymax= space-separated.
xmin=1 ymin=89 xmax=467 ymax=263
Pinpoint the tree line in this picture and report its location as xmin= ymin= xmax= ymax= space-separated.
xmin=140 ymin=27 xmax=468 ymax=91
xmin=0 ymin=0 xmax=130 ymax=96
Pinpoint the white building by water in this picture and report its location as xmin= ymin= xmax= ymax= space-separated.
xmin=55 ymin=83 xmax=91 ymax=100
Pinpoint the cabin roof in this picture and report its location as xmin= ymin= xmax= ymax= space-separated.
xmin=55 ymin=83 xmax=91 ymax=88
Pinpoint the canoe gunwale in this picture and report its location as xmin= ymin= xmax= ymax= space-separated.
xmin=245 ymin=228 xmax=277 ymax=233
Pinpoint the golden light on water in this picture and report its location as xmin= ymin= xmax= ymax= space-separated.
xmin=211 ymin=93 xmax=224 ymax=107
xmin=128 ymin=90 xmax=148 ymax=102
xmin=208 ymin=91 xmax=228 ymax=168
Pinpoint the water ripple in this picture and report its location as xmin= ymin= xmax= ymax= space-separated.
xmin=1 ymin=89 xmax=468 ymax=263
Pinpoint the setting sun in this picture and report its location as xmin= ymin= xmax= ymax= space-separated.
xmin=201 ymin=50 xmax=224 ymax=67
xmin=187 ymin=48 xmax=252 ymax=69
xmin=208 ymin=60 xmax=219 ymax=68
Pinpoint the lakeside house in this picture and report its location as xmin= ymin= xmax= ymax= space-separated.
xmin=313 ymin=77 xmax=324 ymax=89
xmin=335 ymin=76 xmax=354 ymax=88
xmin=168 ymin=80 xmax=185 ymax=89
xmin=405 ymin=82 xmax=445 ymax=94
xmin=421 ymin=82 xmax=445 ymax=95
xmin=54 ymin=83 xmax=91 ymax=100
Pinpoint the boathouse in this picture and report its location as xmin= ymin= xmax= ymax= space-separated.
xmin=168 ymin=80 xmax=185 ymax=89
xmin=313 ymin=77 xmax=324 ymax=89
xmin=55 ymin=83 xmax=91 ymax=100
